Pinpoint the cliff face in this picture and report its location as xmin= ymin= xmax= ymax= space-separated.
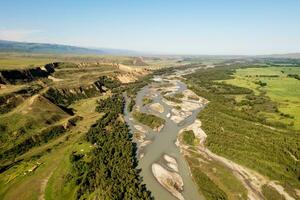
xmin=0 ymin=62 xmax=59 ymax=84
xmin=43 ymin=78 xmax=109 ymax=110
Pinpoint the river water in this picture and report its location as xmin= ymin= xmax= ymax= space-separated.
xmin=124 ymin=68 xmax=205 ymax=200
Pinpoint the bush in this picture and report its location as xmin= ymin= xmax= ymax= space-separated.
xmin=132 ymin=111 xmax=165 ymax=129
xmin=182 ymin=130 xmax=195 ymax=145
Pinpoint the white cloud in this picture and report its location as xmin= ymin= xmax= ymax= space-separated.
xmin=0 ymin=29 xmax=42 ymax=41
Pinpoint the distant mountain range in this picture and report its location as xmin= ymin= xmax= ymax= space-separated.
xmin=0 ymin=40 xmax=139 ymax=55
xmin=0 ymin=40 xmax=299 ymax=58
xmin=259 ymin=53 xmax=300 ymax=59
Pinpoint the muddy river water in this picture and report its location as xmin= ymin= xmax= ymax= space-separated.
xmin=124 ymin=68 xmax=205 ymax=200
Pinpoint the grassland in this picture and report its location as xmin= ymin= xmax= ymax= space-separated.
xmin=0 ymin=53 xmax=56 ymax=69
xmin=51 ymin=63 xmax=119 ymax=88
xmin=0 ymin=96 xmax=103 ymax=200
xmin=224 ymin=67 xmax=300 ymax=129
xmin=0 ymin=95 xmax=70 ymax=157
xmin=262 ymin=184 xmax=285 ymax=200
xmin=184 ymin=66 xmax=300 ymax=198
xmin=0 ymin=52 xmax=154 ymax=70
xmin=178 ymin=133 xmax=247 ymax=200
xmin=0 ymin=53 xmax=145 ymax=199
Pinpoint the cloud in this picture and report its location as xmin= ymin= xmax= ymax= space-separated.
xmin=0 ymin=29 xmax=42 ymax=41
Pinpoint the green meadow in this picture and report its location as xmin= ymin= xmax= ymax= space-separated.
xmin=225 ymin=67 xmax=300 ymax=130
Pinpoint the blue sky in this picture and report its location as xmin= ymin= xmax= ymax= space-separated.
xmin=0 ymin=0 xmax=300 ymax=55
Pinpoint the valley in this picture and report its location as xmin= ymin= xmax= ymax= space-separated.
xmin=1 ymin=1 xmax=300 ymax=199
xmin=0 ymin=55 xmax=299 ymax=200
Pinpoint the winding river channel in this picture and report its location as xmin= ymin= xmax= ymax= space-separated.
xmin=124 ymin=66 xmax=297 ymax=200
xmin=124 ymin=68 xmax=205 ymax=200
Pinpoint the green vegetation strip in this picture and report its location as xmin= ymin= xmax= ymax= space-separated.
xmin=182 ymin=130 xmax=195 ymax=145
xmin=68 ymin=94 xmax=152 ymax=199
xmin=262 ymin=184 xmax=285 ymax=200
xmin=187 ymin=159 xmax=228 ymax=200
xmin=224 ymin=67 xmax=300 ymax=129
xmin=184 ymin=66 xmax=300 ymax=190
xmin=133 ymin=111 xmax=165 ymax=129
xmin=142 ymin=97 xmax=153 ymax=106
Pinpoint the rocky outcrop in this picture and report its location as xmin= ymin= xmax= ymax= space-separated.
xmin=116 ymin=63 xmax=150 ymax=83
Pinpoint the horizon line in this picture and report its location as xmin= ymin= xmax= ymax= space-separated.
xmin=1 ymin=39 xmax=299 ymax=57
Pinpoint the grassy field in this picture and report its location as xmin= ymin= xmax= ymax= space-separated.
xmin=184 ymin=66 xmax=300 ymax=198
xmin=51 ymin=64 xmax=119 ymax=88
xmin=0 ymin=84 xmax=27 ymax=95
xmin=0 ymin=54 xmax=157 ymax=199
xmin=0 ymin=53 xmax=56 ymax=69
xmin=0 ymin=52 xmax=157 ymax=70
xmin=0 ymin=96 xmax=103 ymax=200
xmin=224 ymin=67 xmax=300 ymax=129
xmin=0 ymin=95 xmax=70 ymax=154
xmin=178 ymin=133 xmax=247 ymax=200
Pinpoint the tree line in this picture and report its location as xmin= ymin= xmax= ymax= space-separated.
xmin=69 ymin=94 xmax=152 ymax=199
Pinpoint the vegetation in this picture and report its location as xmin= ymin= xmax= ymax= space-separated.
xmin=287 ymin=73 xmax=300 ymax=80
xmin=142 ymin=97 xmax=153 ymax=106
xmin=132 ymin=111 xmax=165 ymax=129
xmin=0 ymin=124 xmax=70 ymax=168
xmin=0 ymin=53 xmax=156 ymax=200
xmin=44 ymin=86 xmax=100 ymax=109
xmin=0 ymin=95 xmax=70 ymax=165
xmin=184 ymin=66 xmax=300 ymax=190
xmin=180 ymin=126 xmax=247 ymax=200
xmin=96 ymin=75 xmax=121 ymax=90
xmin=69 ymin=94 xmax=152 ymax=199
xmin=164 ymin=95 xmax=182 ymax=103
xmin=173 ymin=92 xmax=184 ymax=99
xmin=224 ymin=66 xmax=300 ymax=129
xmin=262 ymin=184 xmax=285 ymax=200
xmin=124 ymin=75 xmax=152 ymax=112
xmin=0 ymin=84 xmax=42 ymax=114
xmin=0 ymin=96 xmax=102 ymax=200
xmin=182 ymin=130 xmax=195 ymax=145
xmin=95 ymin=94 xmax=123 ymax=114
xmin=188 ymin=162 xmax=228 ymax=200
xmin=124 ymin=66 xmax=176 ymax=112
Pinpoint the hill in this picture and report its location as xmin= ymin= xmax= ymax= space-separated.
xmin=261 ymin=53 xmax=300 ymax=59
xmin=0 ymin=40 xmax=138 ymax=55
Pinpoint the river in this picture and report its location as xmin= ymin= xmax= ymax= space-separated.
xmin=124 ymin=66 xmax=297 ymax=200
xmin=124 ymin=67 xmax=205 ymax=200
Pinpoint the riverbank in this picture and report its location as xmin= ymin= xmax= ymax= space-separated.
xmin=124 ymin=69 xmax=206 ymax=200
xmin=183 ymin=66 xmax=300 ymax=200
xmin=124 ymin=65 xmax=298 ymax=200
